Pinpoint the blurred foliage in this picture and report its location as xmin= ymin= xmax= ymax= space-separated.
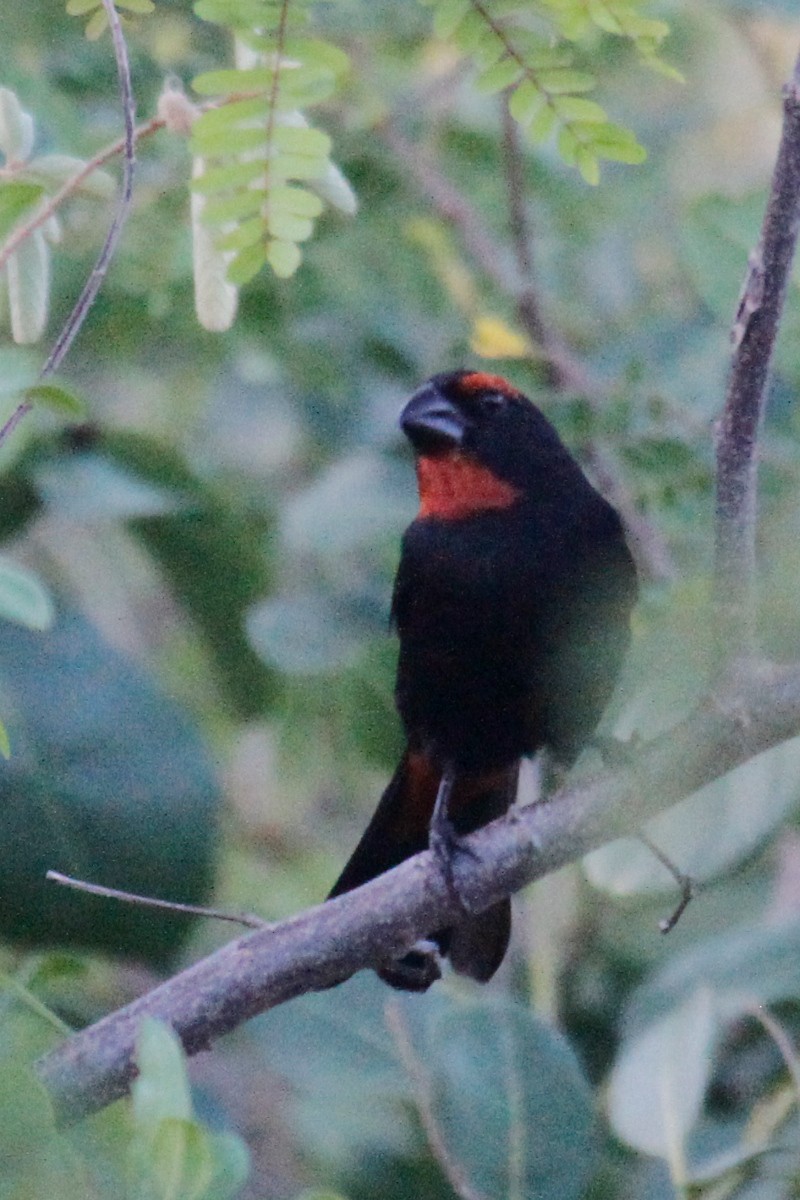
xmin=0 ymin=0 xmax=800 ymax=1197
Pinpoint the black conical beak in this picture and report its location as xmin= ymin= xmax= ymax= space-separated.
xmin=399 ymin=382 xmax=465 ymax=453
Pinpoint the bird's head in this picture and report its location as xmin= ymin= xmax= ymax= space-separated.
xmin=399 ymin=370 xmax=571 ymax=519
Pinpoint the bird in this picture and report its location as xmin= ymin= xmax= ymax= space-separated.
xmin=328 ymin=369 xmax=638 ymax=990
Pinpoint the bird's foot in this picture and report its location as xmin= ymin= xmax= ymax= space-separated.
xmin=429 ymin=770 xmax=481 ymax=915
xmin=379 ymin=939 xmax=442 ymax=992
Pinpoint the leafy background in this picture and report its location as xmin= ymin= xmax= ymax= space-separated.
xmin=2 ymin=0 xmax=800 ymax=1198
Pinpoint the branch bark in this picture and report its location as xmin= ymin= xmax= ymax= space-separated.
xmin=714 ymin=51 xmax=800 ymax=662
xmin=37 ymin=659 xmax=800 ymax=1125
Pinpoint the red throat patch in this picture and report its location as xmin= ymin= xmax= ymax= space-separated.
xmin=416 ymin=451 xmax=522 ymax=520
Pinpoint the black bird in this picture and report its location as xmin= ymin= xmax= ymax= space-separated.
xmin=328 ymin=370 xmax=638 ymax=989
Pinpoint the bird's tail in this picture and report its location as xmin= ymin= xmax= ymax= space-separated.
xmin=328 ymin=750 xmax=518 ymax=990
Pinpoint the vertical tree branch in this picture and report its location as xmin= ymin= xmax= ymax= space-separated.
xmin=714 ymin=52 xmax=800 ymax=663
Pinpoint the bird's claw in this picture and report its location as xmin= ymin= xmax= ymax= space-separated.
xmin=429 ymin=772 xmax=480 ymax=914
xmin=379 ymin=940 xmax=442 ymax=992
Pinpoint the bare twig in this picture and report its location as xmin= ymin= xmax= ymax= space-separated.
xmin=0 ymin=115 xmax=164 ymax=277
xmin=714 ymin=51 xmax=800 ymax=662
xmin=636 ymin=835 xmax=696 ymax=934
xmin=41 ymin=0 xmax=136 ymax=379
xmin=386 ymin=1001 xmax=486 ymax=1200
xmin=0 ymin=0 xmax=139 ymax=452
xmin=46 ymin=872 xmax=266 ymax=929
xmin=36 ymin=659 xmax=800 ymax=1124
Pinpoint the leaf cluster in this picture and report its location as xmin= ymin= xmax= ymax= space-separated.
xmin=421 ymin=0 xmax=676 ymax=183
xmin=191 ymin=0 xmax=353 ymax=283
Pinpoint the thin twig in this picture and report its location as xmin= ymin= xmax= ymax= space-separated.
xmin=0 ymin=115 xmax=164 ymax=277
xmin=41 ymin=0 xmax=137 ymax=379
xmin=35 ymin=658 xmax=800 ymax=1124
xmin=713 ymin=50 xmax=800 ymax=663
xmin=46 ymin=871 xmax=266 ymax=930
xmin=636 ymin=834 xmax=696 ymax=933
xmin=0 ymin=0 xmax=140 ymax=452
xmin=385 ymin=1000 xmax=486 ymax=1200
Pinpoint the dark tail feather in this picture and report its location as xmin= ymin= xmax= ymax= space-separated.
xmin=327 ymin=752 xmax=429 ymax=899
xmin=328 ymin=751 xmax=518 ymax=990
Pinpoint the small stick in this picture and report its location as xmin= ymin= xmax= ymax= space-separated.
xmin=637 ymin=835 xmax=696 ymax=934
xmin=46 ymin=871 xmax=267 ymax=930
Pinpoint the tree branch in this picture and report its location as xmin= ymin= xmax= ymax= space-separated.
xmin=714 ymin=50 xmax=800 ymax=662
xmin=37 ymin=658 xmax=800 ymax=1125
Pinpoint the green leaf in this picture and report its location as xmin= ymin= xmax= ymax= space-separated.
xmin=576 ymin=146 xmax=600 ymax=185
xmin=526 ymin=103 xmax=557 ymax=143
xmin=116 ymin=0 xmax=155 ymax=12
xmin=552 ymin=95 xmax=607 ymax=123
xmin=206 ymin=1133 xmax=251 ymax=1200
xmin=626 ymin=919 xmax=800 ymax=1037
xmin=216 ymin=218 xmax=264 ymax=252
xmin=267 ymin=211 xmax=314 ymax=243
xmin=537 ymin=68 xmax=596 ymax=95
xmin=271 ymin=124 xmax=331 ymax=157
xmin=202 ymin=189 xmax=267 ymax=224
xmin=452 ymin=8 xmax=492 ymax=54
xmin=587 ymin=0 xmax=623 ymax=35
xmin=0 ymin=608 xmax=220 ymax=962
xmin=191 ymin=96 xmax=270 ymax=136
xmin=508 ymin=79 xmax=545 ymax=125
xmin=267 ymin=237 xmax=302 ymax=277
xmin=7 ymin=229 xmax=50 ymax=344
xmin=191 ymin=125 xmax=267 ymax=157
xmin=190 ymin=160 xmax=267 ymax=195
xmin=270 ymin=184 xmax=323 ymax=218
xmin=476 ymin=58 xmax=523 ymax=95
xmin=228 ymin=239 xmax=267 ymax=285
xmin=0 ymin=557 xmax=54 ymax=631
xmin=585 ymin=738 xmax=800 ymax=895
xmin=432 ymin=0 xmax=471 ymax=40
xmin=192 ymin=66 xmax=276 ymax=95
xmin=25 ymin=154 xmax=115 ymax=199
xmin=0 ymin=89 xmax=34 ymax=162
xmin=150 ymin=1119 xmax=215 ymax=1200
xmin=84 ymin=8 xmax=108 ymax=39
xmin=248 ymin=592 xmax=367 ymax=674
xmin=282 ymin=38 xmax=350 ymax=78
xmin=0 ymin=181 xmax=45 ymax=242
xmin=427 ymin=1000 xmax=598 ymax=1200
xmin=65 ymin=0 xmax=101 ymax=14
xmin=23 ymin=382 xmax=86 ymax=418
xmin=270 ymin=154 xmax=329 ymax=182
xmin=609 ymin=988 xmax=717 ymax=1160
xmin=33 ymin=453 xmax=182 ymax=520
xmin=0 ymin=720 xmax=10 ymax=759
xmin=133 ymin=1019 xmax=194 ymax=1131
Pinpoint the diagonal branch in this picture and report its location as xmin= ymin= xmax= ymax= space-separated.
xmin=714 ymin=50 xmax=800 ymax=663
xmin=36 ymin=658 xmax=800 ymax=1125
